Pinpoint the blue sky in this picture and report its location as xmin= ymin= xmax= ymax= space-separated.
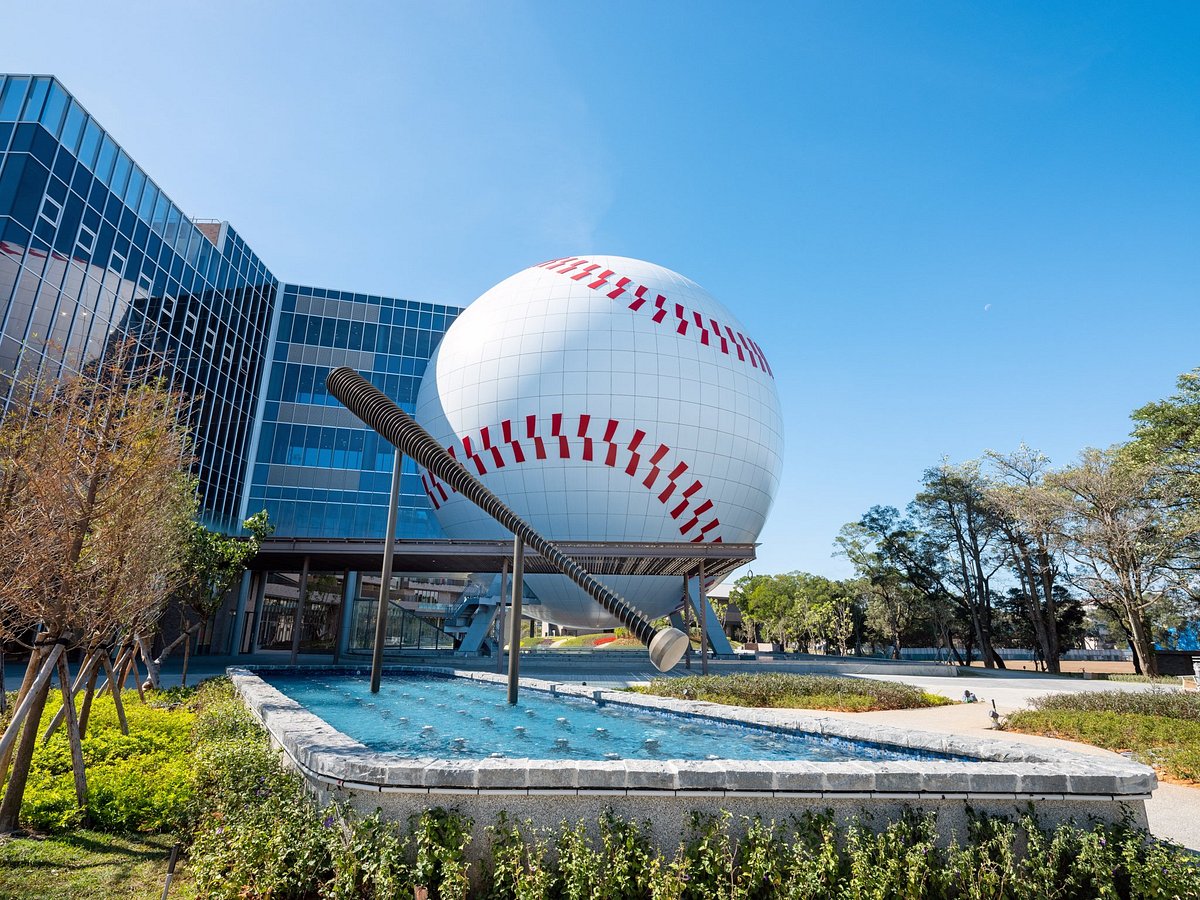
xmin=7 ymin=2 xmax=1199 ymax=578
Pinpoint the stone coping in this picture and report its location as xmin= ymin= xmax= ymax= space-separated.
xmin=228 ymin=666 xmax=1156 ymax=800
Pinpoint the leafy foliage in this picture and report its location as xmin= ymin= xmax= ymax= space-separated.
xmin=1005 ymin=689 xmax=1200 ymax=783
xmin=634 ymin=673 xmax=951 ymax=711
xmin=175 ymin=510 xmax=273 ymax=621
xmin=730 ymin=572 xmax=861 ymax=653
xmin=15 ymin=688 xmax=195 ymax=832
xmin=1023 ymin=688 xmax=1200 ymax=720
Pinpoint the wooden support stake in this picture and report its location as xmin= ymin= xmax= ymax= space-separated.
xmin=56 ymin=652 xmax=88 ymax=813
xmin=181 ymin=632 xmax=191 ymax=688
xmin=77 ymin=652 xmax=103 ymax=739
xmin=97 ymin=653 xmax=128 ymax=735
xmin=129 ymin=646 xmax=146 ymax=703
xmin=43 ymin=650 xmax=99 ymax=744
xmin=0 ymin=645 xmax=62 ymax=769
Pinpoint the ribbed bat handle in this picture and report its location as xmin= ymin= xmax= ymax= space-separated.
xmin=326 ymin=367 xmax=688 ymax=671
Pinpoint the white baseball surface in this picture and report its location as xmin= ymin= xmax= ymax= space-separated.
xmin=415 ymin=255 xmax=783 ymax=628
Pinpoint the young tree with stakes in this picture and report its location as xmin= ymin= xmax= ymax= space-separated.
xmin=0 ymin=354 xmax=194 ymax=833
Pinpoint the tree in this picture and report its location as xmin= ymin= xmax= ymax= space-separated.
xmin=727 ymin=572 xmax=861 ymax=652
xmin=804 ymin=576 xmax=861 ymax=656
xmin=140 ymin=510 xmax=272 ymax=688
xmin=836 ymin=519 xmax=928 ymax=660
xmin=0 ymin=356 xmax=195 ymax=832
xmin=984 ymin=446 xmax=1069 ymax=673
xmin=837 ymin=506 xmax=974 ymax=662
xmin=730 ymin=572 xmax=801 ymax=647
xmin=913 ymin=461 xmax=1007 ymax=668
xmin=1127 ymin=367 xmax=1200 ymax=582
xmin=1040 ymin=448 xmax=1183 ymax=677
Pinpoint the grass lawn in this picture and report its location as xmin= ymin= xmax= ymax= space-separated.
xmin=632 ymin=672 xmax=953 ymax=711
xmin=0 ymin=829 xmax=194 ymax=900
xmin=1004 ymin=689 xmax=1200 ymax=783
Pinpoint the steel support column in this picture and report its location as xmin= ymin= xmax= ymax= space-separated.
xmin=288 ymin=555 xmax=311 ymax=665
xmin=495 ymin=557 xmax=509 ymax=674
xmin=371 ymin=452 xmax=403 ymax=693
xmin=507 ymin=535 xmax=524 ymax=705
xmin=698 ymin=559 xmax=709 ymax=675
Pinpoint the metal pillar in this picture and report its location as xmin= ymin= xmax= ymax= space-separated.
xmin=371 ymin=452 xmax=403 ymax=694
xmin=229 ymin=571 xmax=252 ymax=656
xmin=507 ymin=535 xmax=524 ymax=705
xmin=682 ymin=575 xmax=692 ymax=670
xmin=685 ymin=574 xmax=735 ymax=657
xmin=495 ymin=557 xmax=509 ymax=674
xmin=331 ymin=568 xmax=350 ymax=664
xmin=336 ymin=571 xmax=358 ymax=661
xmin=249 ymin=572 xmax=268 ymax=653
xmin=289 ymin=556 xmax=311 ymax=665
xmin=698 ymin=559 xmax=709 ymax=675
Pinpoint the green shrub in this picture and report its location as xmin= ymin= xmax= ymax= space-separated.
xmin=783 ymin=810 xmax=845 ymax=898
xmin=1004 ymin=707 xmax=1200 ymax=783
xmin=326 ymin=808 xmax=411 ymax=900
xmin=15 ymin=686 xmax=195 ymax=832
xmin=1027 ymin=688 xmax=1200 ymax=720
xmin=634 ymin=673 xmax=950 ymax=711
xmin=411 ymin=807 xmax=472 ymax=900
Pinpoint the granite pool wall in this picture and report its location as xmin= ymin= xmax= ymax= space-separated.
xmin=228 ymin=666 xmax=1155 ymax=855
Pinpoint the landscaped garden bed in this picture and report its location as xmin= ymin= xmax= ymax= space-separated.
xmin=1004 ymin=689 xmax=1200 ymax=783
xmin=632 ymin=672 xmax=953 ymax=712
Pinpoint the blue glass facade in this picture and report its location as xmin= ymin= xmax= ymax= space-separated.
xmin=0 ymin=74 xmax=459 ymax=541
xmin=243 ymin=284 xmax=458 ymax=538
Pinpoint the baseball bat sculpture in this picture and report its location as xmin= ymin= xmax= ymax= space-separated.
xmin=326 ymin=367 xmax=690 ymax=672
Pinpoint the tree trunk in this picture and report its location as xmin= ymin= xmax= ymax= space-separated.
xmin=1034 ymin=540 xmax=1061 ymax=673
xmin=153 ymin=621 xmax=201 ymax=671
xmin=136 ymin=634 xmax=159 ymax=691
xmin=0 ymin=647 xmax=60 ymax=833
xmin=1127 ymin=611 xmax=1158 ymax=677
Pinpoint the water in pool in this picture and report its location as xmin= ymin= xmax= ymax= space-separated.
xmin=264 ymin=673 xmax=960 ymax=764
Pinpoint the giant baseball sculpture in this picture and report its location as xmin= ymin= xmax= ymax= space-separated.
xmin=326 ymin=366 xmax=691 ymax=672
xmin=416 ymin=255 xmax=784 ymax=628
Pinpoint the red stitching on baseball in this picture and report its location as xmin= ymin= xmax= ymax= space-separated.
xmin=419 ymin=415 xmax=722 ymax=541
xmin=537 ymin=257 xmax=772 ymax=377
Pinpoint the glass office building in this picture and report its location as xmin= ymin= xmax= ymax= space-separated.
xmin=0 ymin=74 xmax=458 ymax=544
xmin=0 ymin=74 xmax=277 ymax=531
xmin=243 ymin=284 xmax=458 ymax=539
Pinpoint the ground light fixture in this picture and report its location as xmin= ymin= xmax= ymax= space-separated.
xmin=325 ymin=367 xmax=690 ymax=697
